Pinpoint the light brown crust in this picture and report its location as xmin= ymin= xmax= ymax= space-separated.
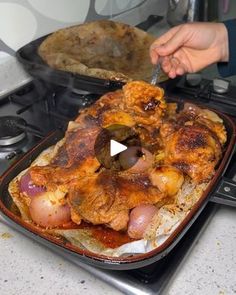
xmin=38 ymin=20 xmax=167 ymax=83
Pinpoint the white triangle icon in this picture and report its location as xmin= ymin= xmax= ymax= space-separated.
xmin=110 ymin=139 xmax=127 ymax=157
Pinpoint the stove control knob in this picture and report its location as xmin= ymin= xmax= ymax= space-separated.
xmin=185 ymin=74 xmax=202 ymax=87
xmin=213 ymin=78 xmax=230 ymax=94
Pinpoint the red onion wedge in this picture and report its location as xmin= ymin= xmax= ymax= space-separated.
xmin=19 ymin=172 xmax=45 ymax=197
xmin=119 ymin=147 xmax=153 ymax=173
xmin=29 ymin=191 xmax=71 ymax=228
xmin=128 ymin=204 xmax=158 ymax=239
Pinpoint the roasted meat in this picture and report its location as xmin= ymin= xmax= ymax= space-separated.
xmin=30 ymin=124 xmax=101 ymax=189
xmin=182 ymin=102 xmax=227 ymax=145
xmin=68 ymin=171 xmax=165 ymax=231
xmin=76 ymin=81 xmax=167 ymax=128
xmin=30 ymin=80 xmax=167 ymax=189
xmin=163 ymin=124 xmax=222 ymax=183
xmin=123 ymin=80 xmax=166 ymax=126
xmin=159 ymin=103 xmax=226 ymax=183
xmin=75 ymin=89 xmax=126 ymax=126
xmin=25 ymin=81 xmax=226 ymax=232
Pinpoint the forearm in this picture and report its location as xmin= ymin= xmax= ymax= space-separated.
xmin=218 ymin=19 xmax=236 ymax=77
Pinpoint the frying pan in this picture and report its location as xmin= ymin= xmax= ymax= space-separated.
xmin=0 ymin=98 xmax=235 ymax=271
xmin=16 ymin=36 xmax=124 ymax=95
xmin=15 ymin=16 xmax=164 ymax=95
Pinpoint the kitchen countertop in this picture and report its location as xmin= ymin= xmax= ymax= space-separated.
xmin=0 ymin=53 xmax=31 ymax=97
xmin=0 ymin=206 xmax=236 ymax=295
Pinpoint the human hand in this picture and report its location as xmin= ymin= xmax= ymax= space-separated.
xmin=150 ymin=22 xmax=229 ymax=78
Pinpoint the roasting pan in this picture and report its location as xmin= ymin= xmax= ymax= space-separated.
xmin=0 ymin=97 xmax=235 ymax=270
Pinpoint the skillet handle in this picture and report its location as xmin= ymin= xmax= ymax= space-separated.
xmin=136 ymin=15 xmax=163 ymax=30
xmin=210 ymin=177 xmax=236 ymax=207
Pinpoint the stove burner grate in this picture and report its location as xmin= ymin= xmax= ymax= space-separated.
xmin=0 ymin=116 xmax=26 ymax=146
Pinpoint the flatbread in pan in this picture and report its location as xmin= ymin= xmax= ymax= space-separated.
xmin=8 ymin=81 xmax=226 ymax=257
xmin=38 ymin=20 xmax=167 ymax=83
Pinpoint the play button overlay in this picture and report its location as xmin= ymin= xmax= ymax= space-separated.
xmin=94 ymin=124 xmax=141 ymax=171
xmin=110 ymin=139 xmax=127 ymax=157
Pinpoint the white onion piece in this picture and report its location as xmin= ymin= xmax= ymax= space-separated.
xmin=29 ymin=191 xmax=71 ymax=227
xmin=200 ymin=109 xmax=223 ymax=123
xmin=19 ymin=172 xmax=45 ymax=197
xmin=150 ymin=166 xmax=184 ymax=197
xmin=128 ymin=204 xmax=158 ymax=239
xmin=183 ymin=103 xmax=222 ymax=123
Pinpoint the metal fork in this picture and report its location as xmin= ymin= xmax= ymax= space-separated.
xmin=150 ymin=62 xmax=161 ymax=86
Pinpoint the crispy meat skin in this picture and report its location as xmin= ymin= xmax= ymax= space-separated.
xmin=30 ymin=125 xmax=101 ymax=187
xmin=163 ymin=124 xmax=222 ymax=183
xmin=123 ymin=81 xmax=166 ymax=127
xmin=69 ymin=171 xmax=165 ymax=231
xmin=75 ymin=90 xmax=126 ymax=125
xmin=77 ymin=82 xmax=167 ymax=128
xmin=159 ymin=106 xmax=225 ymax=183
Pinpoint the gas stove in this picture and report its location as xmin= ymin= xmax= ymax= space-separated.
xmin=0 ymin=76 xmax=236 ymax=295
